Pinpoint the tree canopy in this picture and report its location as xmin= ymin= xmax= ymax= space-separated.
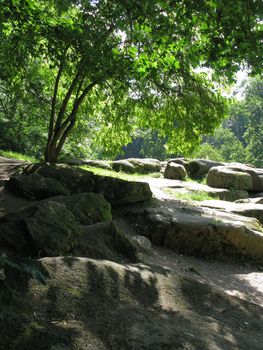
xmin=0 ymin=0 xmax=262 ymax=162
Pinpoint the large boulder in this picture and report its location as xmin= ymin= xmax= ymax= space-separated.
xmin=112 ymin=159 xmax=136 ymax=173
xmin=130 ymin=235 xmax=152 ymax=252
xmin=0 ymin=200 xmax=82 ymax=257
xmin=0 ymin=192 xmax=112 ymax=257
xmin=225 ymin=163 xmax=263 ymax=192
xmin=51 ymin=192 xmax=112 ymax=225
xmin=207 ymin=166 xmax=253 ymax=190
xmin=168 ymin=157 xmax=188 ymax=166
xmin=164 ymin=162 xmax=187 ymax=180
xmin=112 ymin=158 xmax=161 ymax=174
xmin=24 ymin=163 xmax=94 ymax=194
xmin=5 ymin=173 xmax=67 ymax=200
xmin=72 ymin=221 xmax=138 ymax=262
xmin=125 ymin=202 xmax=263 ymax=263
xmin=22 ymin=164 xmax=152 ymax=205
xmin=187 ymin=159 xmax=224 ymax=179
xmin=128 ymin=158 xmax=161 ymax=173
xmin=216 ymin=189 xmax=249 ymax=201
xmin=92 ymin=175 xmax=152 ymax=205
xmin=82 ymin=159 xmax=112 ymax=170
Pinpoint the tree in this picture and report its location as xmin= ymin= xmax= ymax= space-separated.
xmin=0 ymin=0 xmax=262 ymax=162
xmin=191 ymin=143 xmax=225 ymax=162
xmin=244 ymin=77 xmax=263 ymax=167
xmin=204 ymin=127 xmax=249 ymax=163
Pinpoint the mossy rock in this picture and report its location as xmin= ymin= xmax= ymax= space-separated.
xmin=112 ymin=158 xmax=161 ymax=174
xmin=73 ymin=221 xmax=138 ymax=263
xmin=24 ymin=163 xmax=94 ymax=194
xmin=0 ymin=201 xmax=82 ymax=257
xmin=127 ymin=158 xmax=161 ymax=173
xmin=51 ymin=193 xmax=112 ymax=225
xmin=5 ymin=173 xmax=67 ymax=200
xmin=92 ymin=175 xmax=152 ymax=205
xmin=112 ymin=160 xmax=136 ymax=173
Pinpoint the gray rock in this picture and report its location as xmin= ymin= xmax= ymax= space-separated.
xmin=21 ymin=164 xmax=152 ymax=205
xmin=92 ymin=175 xmax=152 ymax=205
xmin=207 ymin=166 xmax=253 ymax=190
xmin=0 ymin=192 xmax=112 ymax=257
xmin=130 ymin=235 xmax=152 ymax=252
xmin=128 ymin=158 xmax=161 ymax=173
xmin=235 ymin=197 xmax=263 ymax=204
xmin=51 ymin=192 xmax=112 ymax=225
xmin=112 ymin=160 xmax=136 ymax=173
xmin=73 ymin=221 xmax=138 ymax=262
xmin=200 ymin=199 xmax=263 ymax=225
xmin=24 ymin=163 xmax=94 ymax=194
xmin=128 ymin=202 xmax=263 ymax=263
xmin=164 ymin=162 xmax=187 ymax=180
xmin=82 ymin=159 xmax=112 ymax=170
xmin=225 ymin=163 xmax=263 ymax=192
xmin=5 ymin=173 xmax=67 ymax=200
xmin=65 ymin=158 xmax=83 ymax=165
xmin=167 ymin=157 xmax=188 ymax=167
xmin=187 ymin=159 xmax=224 ymax=179
xmin=112 ymin=158 xmax=161 ymax=174
xmin=0 ymin=200 xmax=82 ymax=257
xmin=216 ymin=189 xmax=249 ymax=201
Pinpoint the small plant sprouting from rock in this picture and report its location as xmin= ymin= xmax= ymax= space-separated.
xmin=0 ymin=251 xmax=49 ymax=285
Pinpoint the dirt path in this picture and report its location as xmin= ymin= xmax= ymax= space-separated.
xmin=136 ymin=176 xmax=263 ymax=308
xmin=0 ymin=157 xmax=31 ymax=218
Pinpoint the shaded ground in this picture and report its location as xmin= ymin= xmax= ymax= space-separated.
xmin=1 ymin=158 xmax=263 ymax=349
xmin=1 ymin=257 xmax=263 ymax=350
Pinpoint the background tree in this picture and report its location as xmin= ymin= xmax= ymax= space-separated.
xmin=243 ymin=77 xmax=263 ymax=167
xmin=191 ymin=77 xmax=262 ymax=166
xmin=0 ymin=0 xmax=262 ymax=162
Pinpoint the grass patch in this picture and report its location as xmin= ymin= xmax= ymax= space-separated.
xmin=164 ymin=188 xmax=219 ymax=202
xmin=185 ymin=176 xmax=207 ymax=185
xmin=81 ymin=165 xmax=161 ymax=181
xmin=0 ymin=150 xmax=37 ymax=163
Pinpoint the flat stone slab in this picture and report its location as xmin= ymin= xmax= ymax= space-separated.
xmin=200 ymin=199 xmax=263 ymax=225
xmin=143 ymin=177 xmax=248 ymax=201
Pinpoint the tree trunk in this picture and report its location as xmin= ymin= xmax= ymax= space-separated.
xmin=44 ymin=80 xmax=98 ymax=163
xmin=44 ymin=142 xmax=59 ymax=163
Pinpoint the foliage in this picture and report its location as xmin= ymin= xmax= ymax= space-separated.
xmin=198 ymin=76 xmax=262 ymax=167
xmin=205 ymin=127 xmax=249 ymax=163
xmin=120 ymin=130 xmax=171 ymax=161
xmin=0 ymin=0 xmax=262 ymax=162
xmin=139 ymin=131 xmax=168 ymax=160
xmin=191 ymin=143 xmax=225 ymax=162
xmin=0 ymin=72 xmax=48 ymax=158
xmin=243 ymin=77 xmax=263 ymax=167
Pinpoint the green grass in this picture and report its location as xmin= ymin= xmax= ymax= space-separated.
xmin=0 ymin=149 xmax=37 ymax=162
xmin=164 ymin=188 xmax=219 ymax=202
xmin=81 ymin=165 xmax=161 ymax=181
xmin=185 ymin=176 xmax=207 ymax=185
